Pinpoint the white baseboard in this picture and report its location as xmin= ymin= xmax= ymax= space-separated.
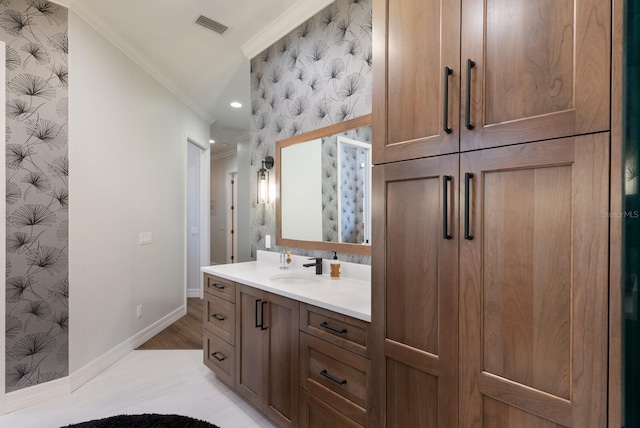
xmin=186 ymin=289 xmax=201 ymax=298
xmin=70 ymin=304 xmax=186 ymax=392
xmin=3 ymin=305 xmax=186 ymax=413
xmin=5 ymin=375 xmax=70 ymax=413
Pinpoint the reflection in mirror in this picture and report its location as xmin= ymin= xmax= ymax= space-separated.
xmin=276 ymin=115 xmax=372 ymax=256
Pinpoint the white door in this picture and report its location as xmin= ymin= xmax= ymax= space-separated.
xmin=186 ymin=142 xmax=202 ymax=296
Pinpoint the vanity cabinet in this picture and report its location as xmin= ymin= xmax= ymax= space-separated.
xmin=298 ymin=304 xmax=372 ymax=428
xmin=203 ymin=274 xmax=236 ymax=387
xmin=235 ymin=284 xmax=299 ymax=428
xmin=372 ymin=134 xmax=610 ymax=427
xmin=372 ymin=0 xmax=611 ymax=163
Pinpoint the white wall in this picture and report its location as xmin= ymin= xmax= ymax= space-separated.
xmin=68 ymin=12 xmax=210 ymax=373
xmin=210 ymin=153 xmax=237 ymax=264
xmin=281 ymin=138 xmax=323 ymax=241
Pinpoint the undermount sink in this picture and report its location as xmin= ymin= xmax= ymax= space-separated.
xmin=268 ymin=273 xmax=321 ymax=284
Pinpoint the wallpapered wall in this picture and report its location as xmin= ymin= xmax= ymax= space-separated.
xmin=1 ymin=0 xmax=69 ymax=392
xmin=249 ymin=0 xmax=372 ymax=263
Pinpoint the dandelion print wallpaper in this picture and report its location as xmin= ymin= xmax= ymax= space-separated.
xmin=250 ymin=0 xmax=372 ymax=264
xmin=1 ymin=0 xmax=69 ymax=392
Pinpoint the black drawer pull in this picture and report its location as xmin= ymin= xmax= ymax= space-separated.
xmin=320 ymin=369 xmax=347 ymax=385
xmin=464 ymin=172 xmax=474 ymax=240
xmin=443 ymin=66 xmax=453 ymax=134
xmin=255 ymin=299 xmax=262 ymax=328
xmin=443 ymin=175 xmax=452 ymax=240
xmin=260 ymin=301 xmax=268 ymax=330
xmin=465 ymin=59 xmax=475 ymax=130
xmin=211 ymin=283 xmax=225 ymax=290
xmin=211 ymin=352 xmax=226 ymax=362
xmin=211 ymin=313 xmax=226 ymax=321
xmin=320 ymin=322 xmax=347 ymax=334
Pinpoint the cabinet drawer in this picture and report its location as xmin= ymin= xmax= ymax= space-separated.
xmin=299 ymin=390 xmax=363 ymax=428
xmin=204 ymin=274 xmax=235 ymax=302
xmin=204 ymin=294 xmax=235 ymax=345
xmin=300 ymin=333 xmax=369 ymax=426
xmin=300 ymin=303 xmax=370 ymax=357
xmin=204 ymin=330 xmax=235 ymax=387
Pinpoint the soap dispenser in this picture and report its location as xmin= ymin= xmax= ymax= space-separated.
xmin=330 ymin=251 xmax=341 ymax=279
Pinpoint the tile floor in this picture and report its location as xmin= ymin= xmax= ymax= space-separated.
xmin=0 ymin=350 xmax=275 ymax=428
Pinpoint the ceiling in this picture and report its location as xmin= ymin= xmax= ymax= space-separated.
xmin=56 ymin=0 xmax=333 ymax=155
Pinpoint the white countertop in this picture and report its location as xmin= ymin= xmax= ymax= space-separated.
xmin=201 ymin=253 xmax=371 ymax=322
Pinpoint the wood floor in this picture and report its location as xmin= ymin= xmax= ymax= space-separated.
xmin=0 ymin=350 xmax=276 ymax=428
xmin=137 ymin=298 xmax=203 ymax=350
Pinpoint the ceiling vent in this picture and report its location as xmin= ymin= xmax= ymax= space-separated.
xmin=195 ymin=15 xmax=228 ymax=35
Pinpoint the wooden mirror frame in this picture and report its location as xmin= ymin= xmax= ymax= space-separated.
xmin=276 ymin=114 xmax=372 ymax=256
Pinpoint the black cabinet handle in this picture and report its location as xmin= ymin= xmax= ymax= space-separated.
xmin=211 ymin=352 xmax=226 ymax=362
xmin=443 ymin=66 xmax=453 ymax=134
xmin=255 ymin=299 xmax=262 ymax=328
xmin=320 ymin=321 xmax=347 ymax=334
xmin=465 ymin=59 xmax=475 ymax=130
xmin=260 ymin=301 xmax=268 ymax=330
xmin=443 ymin=175 xmax=452 ymax=240
xmin=320 ymin=369 xmax=347 ymax=385
xmin=212 ymin=283 xmax=225 ymax=290
xmin=211 ymin=313 xmax=226 ymax=321
xmin=464 ymin=172 xmax=474 ymax=240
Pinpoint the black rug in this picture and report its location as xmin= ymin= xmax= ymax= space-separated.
xmin=62 ymin=413 xmax=221 ymax=428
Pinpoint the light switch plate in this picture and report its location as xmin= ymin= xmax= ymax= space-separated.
xmin=265 ymin=235 xmax=271 ymax=249
xmin=139 ymin=232 xmax=152 ymax=245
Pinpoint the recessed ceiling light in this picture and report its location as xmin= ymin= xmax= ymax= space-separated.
xmin=209 ymin=139 xmax=215 ymax=144
xmin=230 ymin=102 xmax=242 ymax=108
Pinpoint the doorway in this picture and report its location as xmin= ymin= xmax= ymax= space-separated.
xmin=185 ymin=138 xmax=210 ymax=299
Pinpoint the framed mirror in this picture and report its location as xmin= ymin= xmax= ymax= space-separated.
xmin=276 ymin=115 xmax=372 ymax=256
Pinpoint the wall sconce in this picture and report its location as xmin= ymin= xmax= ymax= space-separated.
xmin=257 ymin=156 xmax=274 ymax=204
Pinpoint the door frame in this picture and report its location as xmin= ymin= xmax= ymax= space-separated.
xmin=184 ymin=134 xmax=210 ymax=301
xmin=226 ymin=171 xmax=238 ymax=263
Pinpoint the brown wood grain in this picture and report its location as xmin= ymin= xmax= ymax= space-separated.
xmin=299 ymin=389 xmax=364 ymax=428
xmin=300 ymin=333 xmax=369 ymax=426
xmin=300 ymin=303 xmax=370 ymax=358
xmin=459 ymin=135 xmax=609 ymax=427
xmin=375 ymin=154 xmax=459 ymax=427
xmin=137 ymin=298 xmax=203 ymax=350
xmin=235 ymin=284 xmax=264 ymax=409
xmin=263 ymin=293 xmax=299 ymax=428
xmin=204 ymin=329 xmax=235 ymax=387
xmin=373 ymin=0 xmax=461 ymax=164
xmin=460 ymin=0 xmax=611 ymax=152
xmin=204 ymin=294 xmax=235 ymax=346
xmin=609 ymin=1 xmax=623 ymax=426
xmin=386 ymin=359 xmax=438 ymax=428
xmin=205 ymin=274 xmax=236 ymax=303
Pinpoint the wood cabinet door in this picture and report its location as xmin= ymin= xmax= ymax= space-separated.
xmin=235 ymin=284 xmax=264 ymax=409
xmin=459 ymin=134 xmax=609 ymax=427
xmin=372 ymin=154 xmax=459 ymax=427
xmin=372 ymin=0 xmax=461 ymax=164
xmin=262 ymin=292 xmax=299 ymax=427
xmin=460 ymin=0 xmax=610 ymax=152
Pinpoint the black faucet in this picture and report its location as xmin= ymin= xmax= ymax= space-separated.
xmin=303 ymin=257 xmax=323 ymax=275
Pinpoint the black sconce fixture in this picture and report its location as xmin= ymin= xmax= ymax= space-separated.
xmin=257 ymin=156 xmax=274 ymax=204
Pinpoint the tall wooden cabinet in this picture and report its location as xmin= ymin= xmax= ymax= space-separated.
xmin=372 ymin=0 xmax=613 ymax=426
xmin=373 ymin=0 xmax=610 ymax=161
xmin=236 ymin=284 xmax=299 ymax=428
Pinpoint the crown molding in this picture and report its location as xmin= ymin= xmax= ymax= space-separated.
xmin=210 ymin=148 xmax=237 ymax=160
xmin=241 ymin=0 xmax=333 ymax=59
xmin=235 ymin=130 xmax=251 ymax=143
xmin=62 ymin=0 xmax=215 ymax=124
